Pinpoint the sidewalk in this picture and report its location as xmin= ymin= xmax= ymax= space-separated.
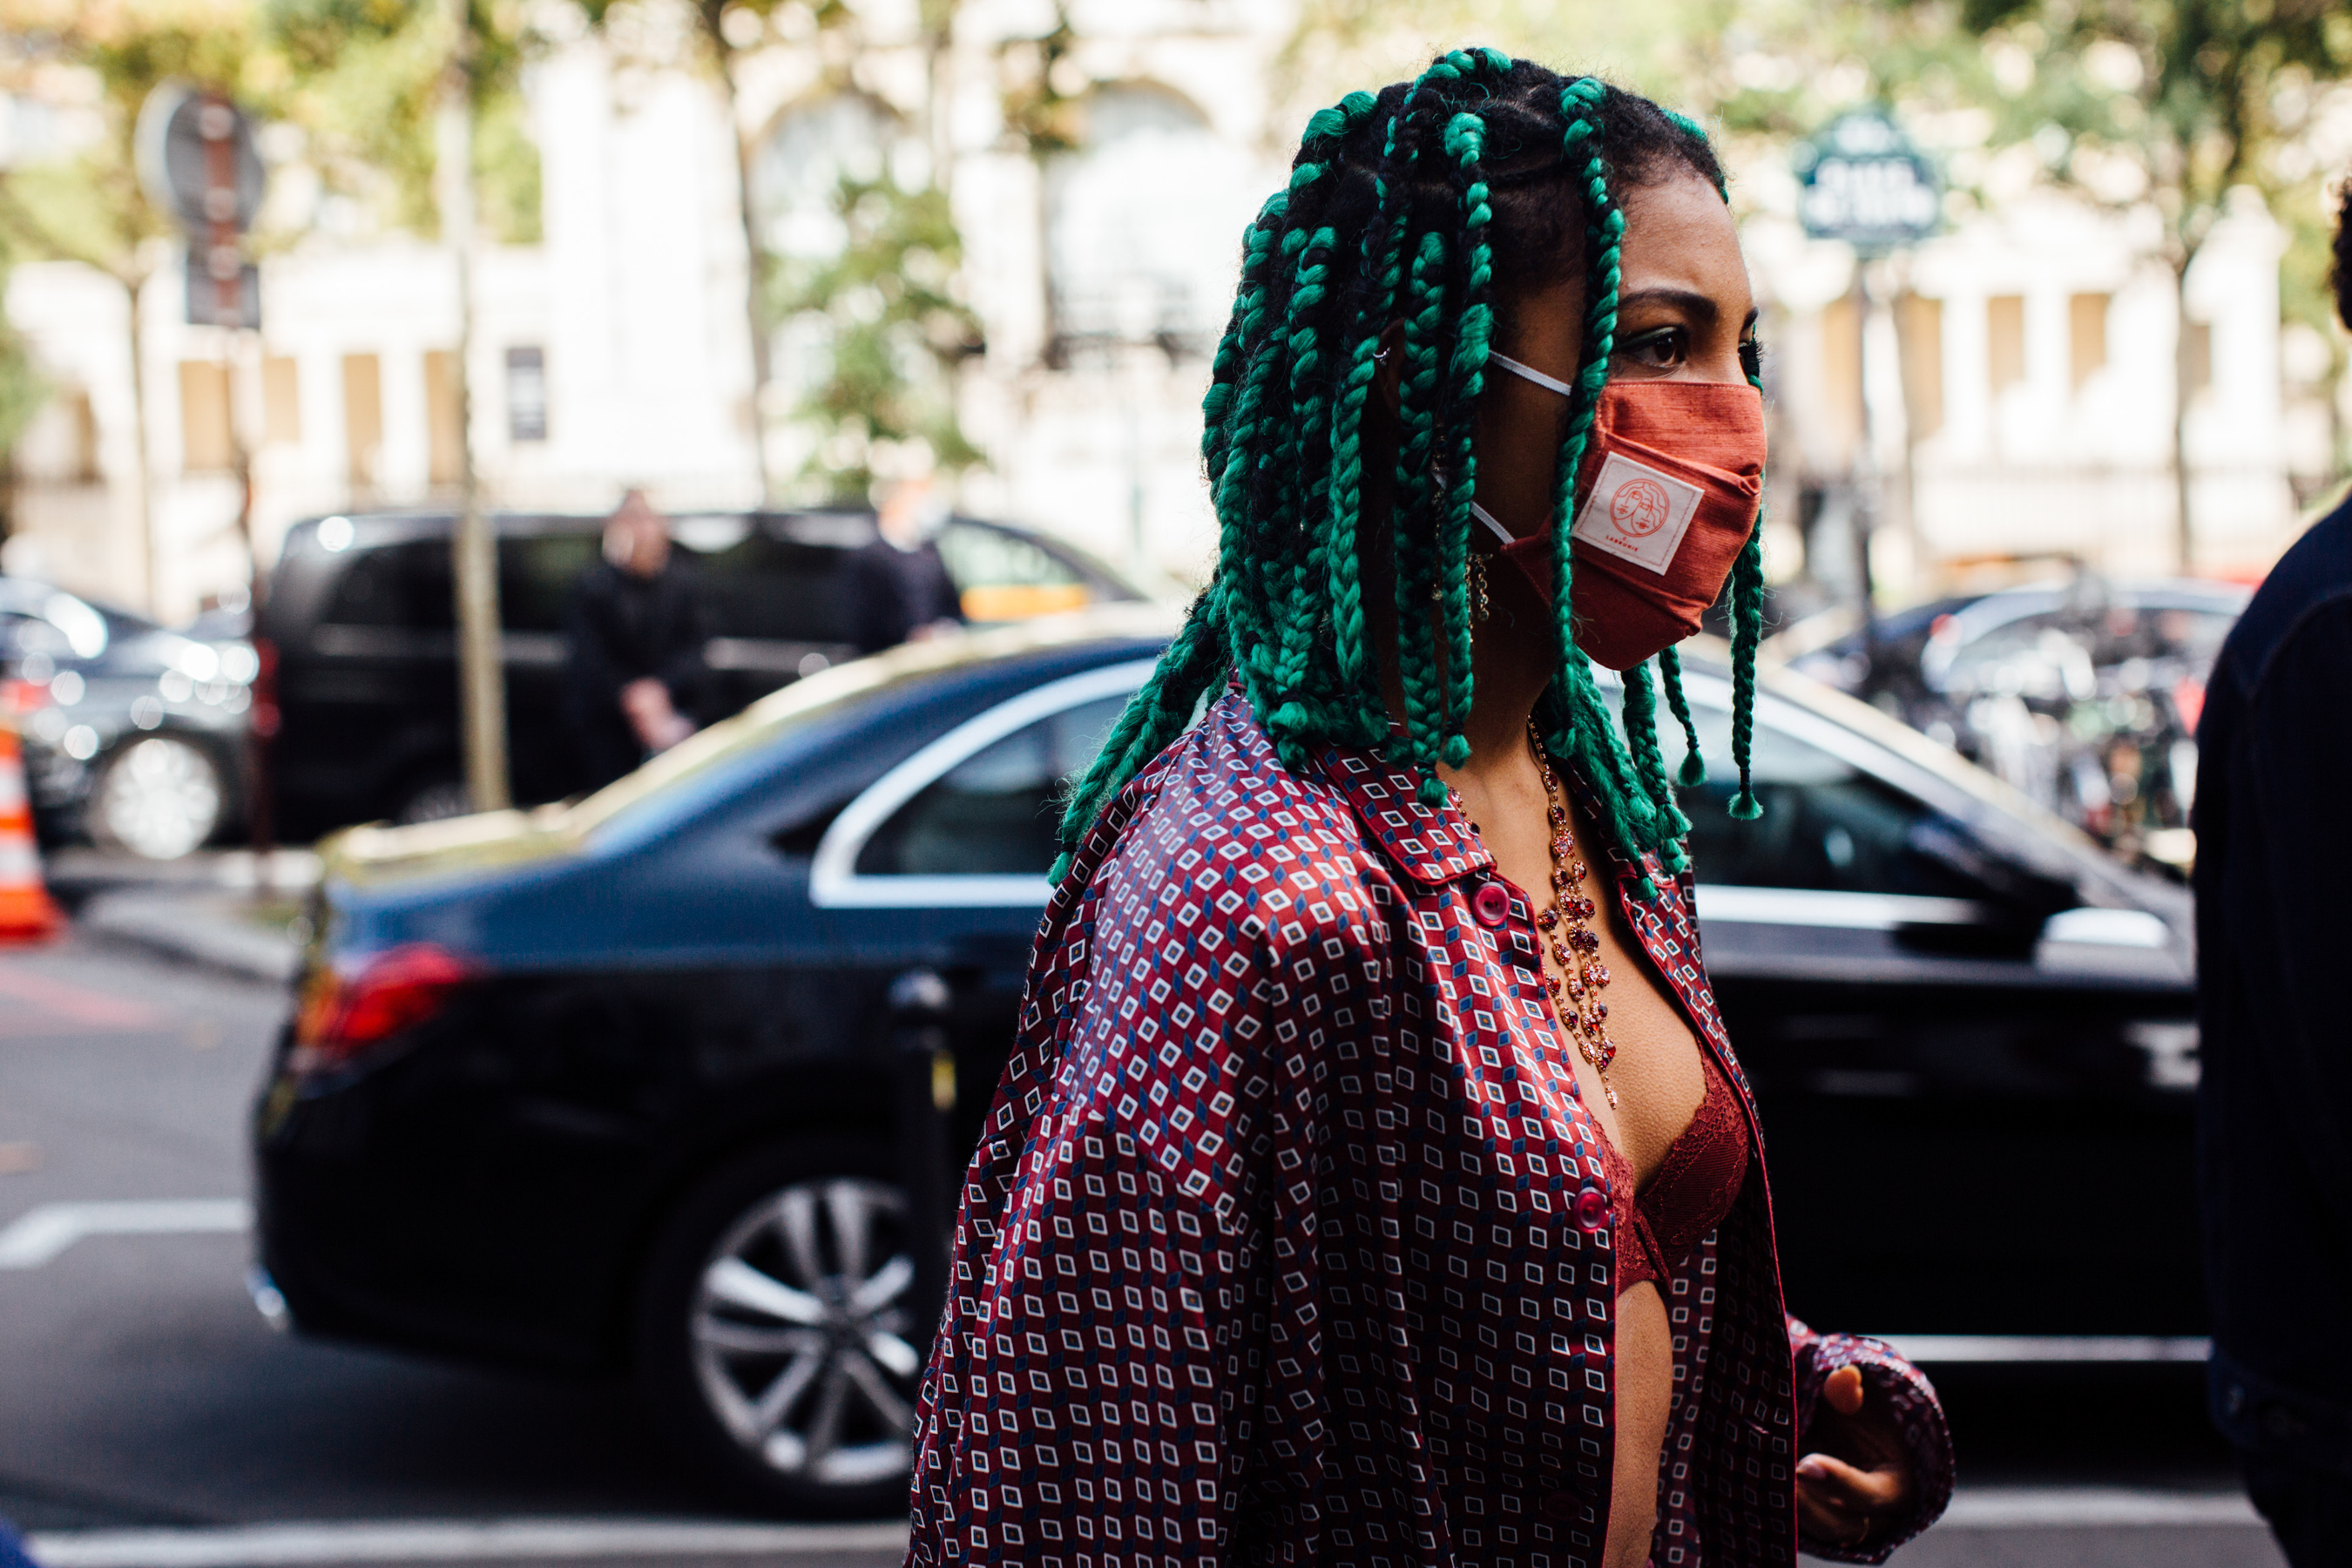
xmin=52 ymin=850 xmax=317 ymax=985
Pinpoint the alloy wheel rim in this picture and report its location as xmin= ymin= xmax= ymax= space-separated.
xmin=689 ymin=1176 xmax=922 ymax=1488
xmin=98 ymin=738 xmax=222 ymax=860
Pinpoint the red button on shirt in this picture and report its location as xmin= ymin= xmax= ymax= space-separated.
xmin=1576 ymin=1185 xmax=1611 ymax=1231
xmin=1471 ymin=881 xmax=1511 ymax=927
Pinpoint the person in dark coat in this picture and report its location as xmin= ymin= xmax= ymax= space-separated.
xmin=846 ymin=474 xmax=964 ymax=654
xmin=2193 ymin=177 xmax=2352 ymax=1565
xmin=564 ymin=490 xmax=714 ymax=790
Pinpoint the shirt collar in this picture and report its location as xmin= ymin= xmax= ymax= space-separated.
xmin=1307 ymin=729 xmax=1664 ymax=894
xmin=1223 ymin=679 xmax=1661 ymax=891
xmin=1309 ymin=740 xmax=1495 ymax=887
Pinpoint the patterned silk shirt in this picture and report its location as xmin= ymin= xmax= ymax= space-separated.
xmin=907 ymin=689 xmax=1952 ymax=1568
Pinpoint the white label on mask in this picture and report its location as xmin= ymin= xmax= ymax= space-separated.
xmin=1571 ymin=453 xmax=1704 ymax=576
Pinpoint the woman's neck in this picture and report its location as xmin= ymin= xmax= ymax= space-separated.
xmin=1353 ymin=416 xmax=1559 ymax=796
xmin=1369 ymin=564 xmax=1560 ymax=796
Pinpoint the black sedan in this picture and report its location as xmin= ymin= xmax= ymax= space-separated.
xmin=0 ymin=578 xmax=255 ymax=858
xmin=250 ymin=606 xmax=2200 ymax=1514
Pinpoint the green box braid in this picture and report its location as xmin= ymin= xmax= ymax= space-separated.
xmin=1328 ymin=82 xmax=1438 ymax=724
xmin=1656 ymin=644 xmax=1708 ymax=787
xmin=1435 ymin=110 xmax=1498 ymax=772
xmin=1389 ymin=228 xmax=1454 ymax=797
xmin=1532 ymin=79 xmax=1674 ymax=895
xmin=1267 ymin=225 xmax=1344 ymax=750
xmin=1052 ymin=51 xmax=1770 ymax=892
xmin=1659 ymin=105 xmax=1768 ymax=821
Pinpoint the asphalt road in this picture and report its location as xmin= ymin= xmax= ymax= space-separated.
xmin=0 ymin=935 xmax=2285 ymax=1568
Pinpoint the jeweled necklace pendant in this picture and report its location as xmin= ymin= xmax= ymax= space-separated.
xmin=1528 ymin=720 xmax=1619 ymax=1109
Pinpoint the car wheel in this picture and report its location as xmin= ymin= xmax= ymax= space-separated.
xmin=636 ymin=1139 xmax=928 ymax=1515
xmin=90 ymin=736 xmax=226 ymax=860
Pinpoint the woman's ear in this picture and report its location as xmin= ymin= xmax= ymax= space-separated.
xmin=1373 ymin=321 xmax=1407 ymax=416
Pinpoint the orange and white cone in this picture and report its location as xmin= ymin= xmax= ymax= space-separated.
xmin=0 ymin=722 xmax=62 ymax=942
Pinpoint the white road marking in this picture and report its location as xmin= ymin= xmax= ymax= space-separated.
xmin=1943 ymin=1486 xmax=2262 ymax=1527
xmin=0 ymin=1200 xmax=251 ymax=1269
xmin=1880 ymin=1333 xmax=2213 ymax=1363
xmin=21 ymin=1491 xmax=2264 ymax=1566
xmin=26 ymin=1519 xmax=910 ymax=1567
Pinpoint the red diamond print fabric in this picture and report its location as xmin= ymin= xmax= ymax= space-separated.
xmin=907 ymin=689 xmax=1950 ymax=1568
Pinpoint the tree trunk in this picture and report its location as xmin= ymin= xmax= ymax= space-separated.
xmin=715 ymin=42 xmax=772 ymax=506
xmin=2172 ymin=252 xmax=2197 ymax=572
xmin=440 ymin=0 xmax=510 ymax=812
xmin=121 ymin=272 xmax=158 ymax=613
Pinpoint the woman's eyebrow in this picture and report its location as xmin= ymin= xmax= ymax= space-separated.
xmin=1618 ymin=287 xmax=1759 ymax=333
xmin=1615 ymin=287 xmax=1720 ymax=323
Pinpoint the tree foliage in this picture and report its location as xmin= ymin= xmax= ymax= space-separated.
xmin=0 ymin=0 xmax=267 ymax=283
xmin=0 ymin=255 xmax=45 ymax=492
xmin=770 ymin=166 xmax=981 ymax=502
xmin=263 ymin=0 xmax=544 ymax=244
xmin=1925 ymin=0 xmax=2352 ymax=264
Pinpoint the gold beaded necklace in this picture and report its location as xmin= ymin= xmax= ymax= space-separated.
xmin=1527 ymin=720 xmax=1619 ymax=1107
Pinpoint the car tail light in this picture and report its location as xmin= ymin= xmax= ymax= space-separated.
xmin=251 ymin=636 xmax=280 ymax=740
xmin=291 ymin=943 xmax=478 ymax=1073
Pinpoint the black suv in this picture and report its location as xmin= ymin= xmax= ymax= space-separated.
xmin=258 ymin=509 xmax=1145 ymax=840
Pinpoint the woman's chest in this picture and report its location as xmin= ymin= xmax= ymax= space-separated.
xmin=1470 ymin=848 xmax=1713 ymax=1185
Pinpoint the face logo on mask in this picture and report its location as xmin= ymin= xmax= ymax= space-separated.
xmin=1611 ymin=475 xmax=1673 ymax=537
xmin=1578 ymin=452 xmax=1704 ymax=567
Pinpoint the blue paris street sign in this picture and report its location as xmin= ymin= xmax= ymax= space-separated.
xmin=1794 ymin=107 xmax=1940 ymax=254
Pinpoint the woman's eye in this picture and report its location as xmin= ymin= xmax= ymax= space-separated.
xmin=1617 ymin=327 xmax=1688 ymax=369
xmin=1739 ymin=337 xmax=1762 ymax=380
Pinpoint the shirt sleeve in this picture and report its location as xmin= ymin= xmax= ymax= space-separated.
xmin=1786 ymin=1315 xmax=1954 ymax=1564
xmin=908 ymin=850 xmax=1321 ymax=1566
xmin=2237 ymin=602 xmax=2352 ymax=1230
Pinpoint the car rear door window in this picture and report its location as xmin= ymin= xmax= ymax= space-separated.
xmin=694 ymin=531 xmax=862 ymax=644
xmin=855 ymin=693 xmax=1126 ymax=877
xmin=321 ymin=531 xmax=605 ymax=636
xmin=1676 ymin=696 xmax=1979 ymax=900
xmin=935 ymin=523 xmax=1094 ymax=623
xmin=499 ymin=533 xmax=602 ymax=633
xmin=322 ymin=538 xmax=452 ymax=630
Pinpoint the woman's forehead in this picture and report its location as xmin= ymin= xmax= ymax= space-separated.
xmin=1617 ymin=174 xmax=1749 ymax=299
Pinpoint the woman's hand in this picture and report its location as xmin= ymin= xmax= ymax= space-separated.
xmin=1794 ymin=1364 xmax=1917 ymax=1550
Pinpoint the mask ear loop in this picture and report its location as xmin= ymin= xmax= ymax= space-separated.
xmin=1486 ymin=349 xmax=1578 ymax=397
xmin=1469 ymin=501 xmax=1517 ymax=549
xmin=1472 ymin=350 xmax=1578 ymax=551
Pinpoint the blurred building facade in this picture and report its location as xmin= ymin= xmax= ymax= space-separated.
xmin=2 ymin=1 xmax=2328 ymax=622
xmin=1748 ymin=189 xmax=2313 ymax=601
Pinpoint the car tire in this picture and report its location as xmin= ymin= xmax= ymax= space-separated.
xmin=89 ymin=735 xmax=226 ymax=860
xmin=633 ymin=1138 xmax=929 ymax=1517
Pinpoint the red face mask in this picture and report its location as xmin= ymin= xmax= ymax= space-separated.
xmin=1473 ymin=360 xmax=1767 ymax=671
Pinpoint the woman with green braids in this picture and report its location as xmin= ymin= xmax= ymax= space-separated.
xmin=908 ymin=55 xmax=1951 ymax=1568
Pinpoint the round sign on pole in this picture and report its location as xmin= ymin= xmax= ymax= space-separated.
xmin=136 ymin=84 xmax=266 ymax=233
xmin=138 ymin=84 xmax=266 ymax=328
xmin=1794 ymin=107 xmax=1940 ymax=253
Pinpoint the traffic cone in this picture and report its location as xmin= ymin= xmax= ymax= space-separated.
xmin=0 ymin=721 xmax=62 ymax=942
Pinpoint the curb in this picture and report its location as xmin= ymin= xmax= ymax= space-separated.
xmin=77 ymin=890 xmax=301 ymax=985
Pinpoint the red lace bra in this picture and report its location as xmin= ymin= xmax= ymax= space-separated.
xmin=1605 ymin=1051 xmax=1751 ymax=1292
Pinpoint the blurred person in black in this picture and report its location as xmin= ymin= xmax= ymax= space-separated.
xmin=847 ymin=473 xmax=963 ymax=653
xmin=2194 ymin=176 xmax=2352 ymax=1564
xmin=564 ymin=489 xmax=713 ymax=790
